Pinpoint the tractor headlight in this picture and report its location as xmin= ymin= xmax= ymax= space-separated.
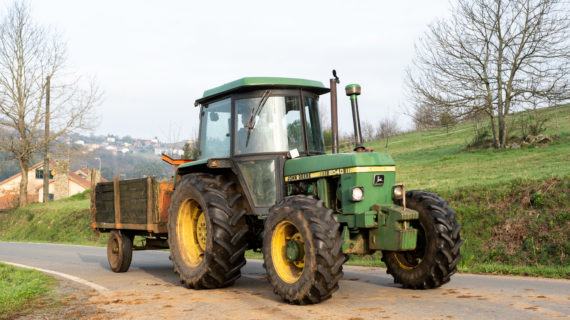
xmin=351 ymin=187 xmax=364 ymax=202
xmin=393 ymin=185 xmax=404 ymax=200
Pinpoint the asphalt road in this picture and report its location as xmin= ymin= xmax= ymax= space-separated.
xmin=0 ymin=242 xmax=568 ymax=320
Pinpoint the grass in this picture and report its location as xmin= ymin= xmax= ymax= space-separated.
xmin=0 ymin=191 xmax=105 ymax=245
xmin=460 ymin=263 xmax=570 ymax=279
xmin=0 ymin=263 xmax=55 ymax=319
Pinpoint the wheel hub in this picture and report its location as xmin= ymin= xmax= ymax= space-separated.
xmin=285 ymin=240 xmax=302 ymax=261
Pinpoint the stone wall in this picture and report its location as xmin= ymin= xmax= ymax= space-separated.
xmin=53 ymin=160 xmax=69 ymax=200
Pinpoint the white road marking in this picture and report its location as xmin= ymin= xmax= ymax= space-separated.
xmin=1 ymin=241 xmax=105 ymax=249
xmin=1 ymin=260 xmax=110 ymax=294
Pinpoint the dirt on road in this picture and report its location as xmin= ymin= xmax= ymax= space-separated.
xmin=2 ymin=243 xmax=569 ymax=320
xmin=56 ymin=274 xmax=570 ymax=320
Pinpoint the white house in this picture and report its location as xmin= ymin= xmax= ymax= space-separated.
xmin=0 ymin=162 xmax=99 ymax=210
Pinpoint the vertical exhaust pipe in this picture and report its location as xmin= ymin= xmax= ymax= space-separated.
xmin=345 ymin=84 xmax=363 ymax=148
xmin=329 ymin=70 xmax=340 ymax=154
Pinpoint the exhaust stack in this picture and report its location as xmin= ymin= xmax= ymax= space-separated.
xmin=345 ymin=84 xmax=363 ymax=148
xmin=329 ymin=70 xmax=340 ymax=154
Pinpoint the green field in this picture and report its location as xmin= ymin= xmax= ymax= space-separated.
xmin=0 ymin=263 xmax=55 ymax=319
xmin=1 ymin=105 xmax=568 ymax=278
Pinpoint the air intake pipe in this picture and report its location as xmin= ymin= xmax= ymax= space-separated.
xmin=345 ymin=83 xmax=363 ymax=148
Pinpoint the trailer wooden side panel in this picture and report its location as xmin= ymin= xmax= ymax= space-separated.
xmin=92 ymin=177 xmax=173 ymax=234
xmin=118 ymin=179 xmax=148 ymax=225
xmin=94 ymin=182 xmax=115 ymax=224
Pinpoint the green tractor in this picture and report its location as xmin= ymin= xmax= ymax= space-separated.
xmin=168 ymin=72 xmax=462 ymax=304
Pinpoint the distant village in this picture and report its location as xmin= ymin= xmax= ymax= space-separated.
xmin=69 ymin=133 xmax=187 ymax=157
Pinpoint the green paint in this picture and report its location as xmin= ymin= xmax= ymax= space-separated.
xmin=316 ymin=179 xmax=330 ymax=208
xmin=286 ymin=240 xmax=301 ymax=261
xmin=285 ymin=151 xmax=407 ymax=253
xmin=195 ymin=77 xmax=330 ymax=105
xmin=369 ymin=206 xmax=418 ymax=251
xmin=355 ymin=211 xmax=378 ymax=228
xmin=284 ymin=152 xmax=395 ymax=176
xmin=345 ymin=83 xmax=361 ymax=97
xmin=339 ymin=171 xmax=396 ymax=213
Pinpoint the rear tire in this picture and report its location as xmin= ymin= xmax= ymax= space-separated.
xmin=107 ymin=230 xmax=133 ymax=273
xmin=263 ymin=196 xmax=345 ymax=304
xmin=382 ymin=191 xmax=462 ymax=289
xmin=167 ymin=173 xmax=249 ymax=289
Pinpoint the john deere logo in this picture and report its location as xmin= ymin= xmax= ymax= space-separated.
xmin=373 ymin=174 xmax=384 ymax=186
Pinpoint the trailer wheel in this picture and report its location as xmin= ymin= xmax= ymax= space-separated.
xmin=168 ymin=173 xmax=248 ymax=289
xmin=107 ymin=230 xmax=133 ymax=273
xmin=382 ymin=191 xmax=463 ymax=289
xmin=263 ymin=195 xmax=345 ymax=304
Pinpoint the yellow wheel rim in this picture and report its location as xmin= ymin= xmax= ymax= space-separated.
xmin=196 ymin=212 xmax=207 ymax=252
xmin=271 ymin=220 xmax=305 ymax=284
xmin=393 ymin=254 xmax=414 ymax=270
xmin=177 ymin=199 xmax=206 ymax=267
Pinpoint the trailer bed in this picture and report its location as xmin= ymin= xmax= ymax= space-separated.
xmin=92 ymin=177 xmax=173 ymax=235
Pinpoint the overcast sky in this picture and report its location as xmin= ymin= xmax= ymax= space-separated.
xmin=23 ymin=0 xmax=452 ymax=141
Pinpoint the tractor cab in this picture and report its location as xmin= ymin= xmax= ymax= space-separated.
xmin=194 ymin=77 xmax=329 ymax=158
xmin=186 ymin=77 xmax=330 ymax=214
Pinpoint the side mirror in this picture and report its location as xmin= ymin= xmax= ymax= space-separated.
xmin=209 ymin=112 xmax=219 ymax=122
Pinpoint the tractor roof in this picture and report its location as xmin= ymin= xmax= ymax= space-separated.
xmin=194 ymin=77 xmax=330 ymax=106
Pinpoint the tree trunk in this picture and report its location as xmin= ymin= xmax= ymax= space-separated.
xmin=18 ymin=160 xmax=29 ymax=207
xmin=498 ymin=112 xmax=506 ymax=148
xmin=488 ymin=112 xmax=499 ymax=148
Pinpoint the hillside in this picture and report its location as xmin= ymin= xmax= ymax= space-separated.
xmin=366 ymin=104 xmax=570 ymax=192
xmin=0 ymin=105 xmax=568 ymax=278
xmin=0 ymin=192 xmax=103 ymax=245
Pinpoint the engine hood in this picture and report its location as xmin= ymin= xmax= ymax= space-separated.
xmin=284 ymin=152 xmax=395 ymax=181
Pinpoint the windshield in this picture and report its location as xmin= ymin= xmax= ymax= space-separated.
xmin=236 ymin=95 xmax=304 ymax=154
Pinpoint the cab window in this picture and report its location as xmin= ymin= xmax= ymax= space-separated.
xmin=304 ymin=96 xmax=325 ymax=153
xmin=199 ymin=98 xmax=231 ymax=159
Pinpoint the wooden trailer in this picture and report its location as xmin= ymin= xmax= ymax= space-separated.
xmin=91 ymin=176 xmax=174 ymax=272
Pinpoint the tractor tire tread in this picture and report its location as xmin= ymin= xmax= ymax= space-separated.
xmin=382 ymin=190 xmax=462 ymax=290
xmin=263 ymin=196 xmax=345 ymax=305
xmin=167 ymin=173 xmax=248 ymax=289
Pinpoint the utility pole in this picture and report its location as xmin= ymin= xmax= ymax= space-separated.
xmin=43 ymin=75 xmax=51 ymax=202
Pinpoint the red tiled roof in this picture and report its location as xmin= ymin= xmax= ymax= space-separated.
xmin=68 ymin=172 xmax=92 ymax=189
xmin=33 ymin=172 xmax=91 ymax=191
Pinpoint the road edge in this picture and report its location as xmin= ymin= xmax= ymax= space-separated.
xmin=1 ymin=260 xmax=110 ymax=294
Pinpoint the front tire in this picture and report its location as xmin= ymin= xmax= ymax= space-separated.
xmin=263 ymin=196 xmax=345 ymax=304
xmin=382 ymin=191 xmax=463 ymax=289
xmin=167 ymin=173 xmax=249 ymax=289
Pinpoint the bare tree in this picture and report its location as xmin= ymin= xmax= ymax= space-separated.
xmin=407 ymin=0 xmax=569 ymax=148
xmin=375 ymin=117 xmax=400 ymax=148
xmin=376 ymin=118 xmax=400 ymax=139
xmin=361 ymin=120 xmax=376 ymax=142
xmin=0 ymin=2 xmax=100 ymax=206
xmin=409 ymin=103 xmax=440 ymax=130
